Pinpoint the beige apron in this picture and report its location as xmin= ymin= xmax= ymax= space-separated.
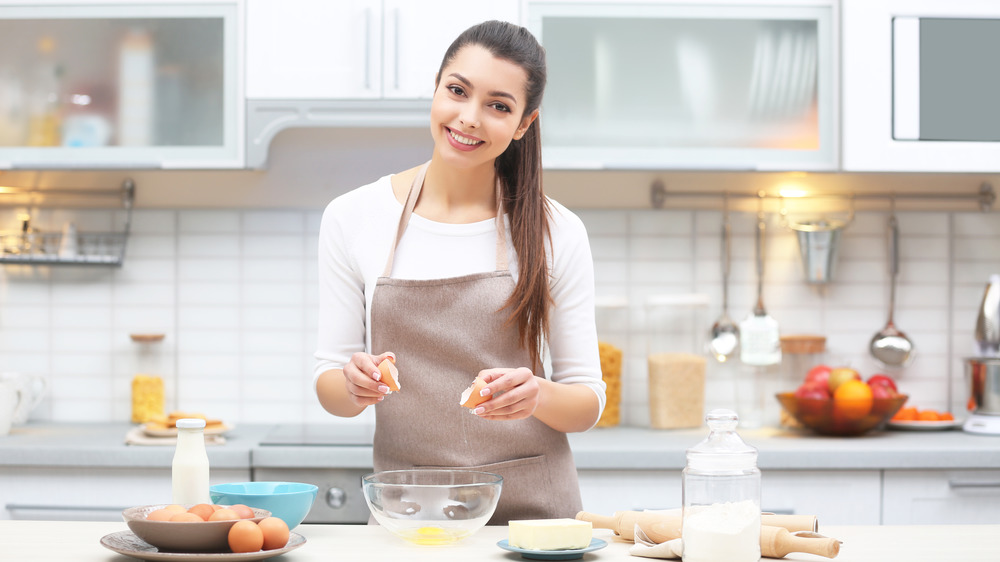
xmin=369 ymin=163 xmax=583 ymax=524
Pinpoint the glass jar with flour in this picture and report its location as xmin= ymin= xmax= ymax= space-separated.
xmin=682 ymin=409 xmax=760 ymax=562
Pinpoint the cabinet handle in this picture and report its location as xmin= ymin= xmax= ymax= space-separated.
xmin=326 ymin=487 xmax=347 ymax=509
xmin=7 ymin=503 xmax=126 ymax=511
xmin=948 ymin=480 xmax=1000 ymax=489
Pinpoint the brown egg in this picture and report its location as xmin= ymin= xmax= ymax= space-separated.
xmin=228 ymin=520 xmax=264 ymax=553
xmin=169 ymin=512 xmax=204 ymax=522
xmin=145 ymin=508 xmax=175 ymax=521
xmin=209 ymin=508 xmax=240 ymax=521
xmin=258 ymin=517 xmax=290 ymax=550
xmin=163 ymin=504 xmax=186 ymax=514
xmin=229 ymin=504 xmax=255 ymax=519
xmin=187 ymin=503 xmax=215 ymax=521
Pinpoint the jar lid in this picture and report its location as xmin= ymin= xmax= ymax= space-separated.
xmin=686 ymin=409 xmax=758 ymax=471
xmin=175 ymin=418 xmax=206 ymax=429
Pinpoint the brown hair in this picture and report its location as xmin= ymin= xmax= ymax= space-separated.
xmin=436 ymin=21 xmax=551 ymax=369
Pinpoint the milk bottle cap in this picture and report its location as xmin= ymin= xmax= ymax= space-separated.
xmin=175 ymin=418 xmax=206 ymax=429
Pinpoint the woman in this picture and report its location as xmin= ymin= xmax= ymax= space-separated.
xmin=314 ymin=20 xmax=605 ymax=523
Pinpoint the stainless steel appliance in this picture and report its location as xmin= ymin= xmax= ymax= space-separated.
xmin=965 ymin=276 xmax=1000 ymax=434
xmin=256 ymin=424 xmax=374 ymax=524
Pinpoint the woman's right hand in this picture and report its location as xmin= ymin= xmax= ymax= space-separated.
xmin=342 ymin=351 xmax=395 ymax=407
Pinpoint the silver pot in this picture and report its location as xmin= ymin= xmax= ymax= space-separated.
xmin=966 ymin=358 xmax=1000 ymax=416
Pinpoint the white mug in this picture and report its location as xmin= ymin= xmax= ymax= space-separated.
xmin=0 ymin=373 xmax=48 ymax=425
xmin=0 ymin=382 xmax=19 ymax=435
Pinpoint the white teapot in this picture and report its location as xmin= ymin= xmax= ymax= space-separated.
xmin=0 ymin=373 xmax=48 ymax=425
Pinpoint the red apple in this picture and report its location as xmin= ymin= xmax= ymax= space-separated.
xmin=867 ymin=374 xmax=898 ymax=392
xmin=795 ymin=381 xmax=831 ymax=400
xmin=804 ymin=364 xmax=832 ymax=387
xmin=828 ymin=367 xmax=861 ymax=393
xmin=870 ymin=382 xmax=898 ymax=400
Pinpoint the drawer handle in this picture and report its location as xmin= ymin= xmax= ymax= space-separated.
xmin=6 ymin=504 xmax=125 ymax=512
xmin=326 ymin=487 xmax=346 ymax=509
xmin=948 ymin=480 xmax=1000 ymax=489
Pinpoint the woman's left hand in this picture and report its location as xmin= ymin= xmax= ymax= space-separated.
xmin=473 ymin=367 xmax=540 ymax=421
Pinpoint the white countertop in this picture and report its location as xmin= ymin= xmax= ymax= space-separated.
xmin=5 ymin=520 xmax=1000 ymax=561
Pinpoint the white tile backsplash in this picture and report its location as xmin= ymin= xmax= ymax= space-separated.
xmin=0 ymin=207 xmax=997 ymax=427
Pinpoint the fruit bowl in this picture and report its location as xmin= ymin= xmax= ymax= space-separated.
xmin=362 ymin=469 xmax=502 ymax=545
xmin=776 ymin=392 xmax=909 ymax=436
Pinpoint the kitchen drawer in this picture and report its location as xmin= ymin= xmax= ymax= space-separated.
xmin=577 ymin=469 xmax=682 ymax=513
xmin=761 ymin=470 xmax=881 ymax=526
xmin=0 ymin=466 xmax=250 ymax=521
xmin=883 ymin=469 xmax=1000 ymax=525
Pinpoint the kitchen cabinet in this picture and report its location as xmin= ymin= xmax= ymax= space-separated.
xmin=842 ymin=0 xmax=1000 ymax=172
xmin=882 ymin=469 xmax=1000 ymax=525
xmin=576 ymin=469 xmax=880 ymax=525
xmin=0 ymin=1 xmax=244 ymax=170
xmin=246 ymin=0 xmax=519 ymax=100
xmin=244 ymin=0 xmax=519 ymax=168
xmin=0 ymin=466 xmax=250 ymax=521
xmin=526 ymin=0 xmax=837 ymax=171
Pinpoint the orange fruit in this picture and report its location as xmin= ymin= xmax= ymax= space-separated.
xmin=939 ymin=412 xmax=955 ymax=421
xmin=918 ymin=409 xmax=940 ymax=421
xmin=833 ymin=380 xmax=874 ymax=420
xmin=892 ymin=406 xmax=918 ymax=421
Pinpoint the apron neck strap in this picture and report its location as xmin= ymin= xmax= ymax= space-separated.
xmin=381 ymin=162 xmax=508 ymax=277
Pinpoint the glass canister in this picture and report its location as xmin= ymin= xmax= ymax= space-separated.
xmin=778 ymin=335 xmax=827 ymax=428
xmin=682 ymin=409 xmax=761 ymax=562
xmin=595 ymin=296 xmax=629 ymax=427
xmin=646 ymin=294 xmax=709 ymax=429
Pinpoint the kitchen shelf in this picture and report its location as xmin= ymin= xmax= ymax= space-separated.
xmin=0 ymin=179 xmax=134 ymax=267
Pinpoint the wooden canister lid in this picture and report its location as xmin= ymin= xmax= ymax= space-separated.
xmin=780 ymin=335 xmax=826 ymax=355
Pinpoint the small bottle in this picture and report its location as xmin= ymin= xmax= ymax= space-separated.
xmin=172 ymin=418 xmax=210 ymax=505
xmin=682 ymin=409 xmax=761 ymax=562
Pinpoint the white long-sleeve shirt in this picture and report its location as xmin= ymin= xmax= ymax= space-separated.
xmin=314 ymin=174 xmax=606 ymax=416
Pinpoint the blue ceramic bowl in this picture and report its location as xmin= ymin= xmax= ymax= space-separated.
xmin=209 ymin=482 xmax=318 ymax=529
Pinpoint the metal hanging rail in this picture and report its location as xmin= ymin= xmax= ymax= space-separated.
xmin=650 ymin=180 xmax=996 ymax=212
xmin=0 ymin=179 xmax=135 ymax=266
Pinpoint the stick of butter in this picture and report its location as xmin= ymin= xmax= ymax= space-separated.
xmin=508 ymin=518 xmax=593 ymax=551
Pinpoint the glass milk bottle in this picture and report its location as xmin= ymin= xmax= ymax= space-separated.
xmin=682 ymin=409 xmax=761 ymax=562
xmin=172 ymin=418 xmax=210 ymax=505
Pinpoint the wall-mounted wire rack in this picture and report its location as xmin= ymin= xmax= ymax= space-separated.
xmin=0 ymin=179 xmax=135 ymax=266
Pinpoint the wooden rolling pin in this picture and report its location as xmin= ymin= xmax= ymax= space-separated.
xmin=576 ymin=510 xmax=817 ymax=541
xmin=761 ymin=526 xmax=841 ymax=559
xmin=576 ymin=511 xmax=840 ymax=559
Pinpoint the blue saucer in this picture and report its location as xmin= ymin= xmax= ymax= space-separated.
xmin=497 ymin=538 xmax=608 ymax=560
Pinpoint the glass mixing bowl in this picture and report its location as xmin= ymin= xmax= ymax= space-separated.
xmin=362 ymin=469 xmax=502 ymax=545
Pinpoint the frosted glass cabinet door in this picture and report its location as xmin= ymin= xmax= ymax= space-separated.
xmin=529 ymin=3 xmax=836 ymax=171
xmin=0 ymin=2 xmax=242 ymax=169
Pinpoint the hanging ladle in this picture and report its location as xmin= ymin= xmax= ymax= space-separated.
xmin=708 ymin=195 xmax=739 ymax=361
xmin=869 ymin=200 xmax=915 ymax=367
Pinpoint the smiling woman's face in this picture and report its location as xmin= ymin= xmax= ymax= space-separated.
xmin=430 ymin=44 xmax=535 ymax=170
